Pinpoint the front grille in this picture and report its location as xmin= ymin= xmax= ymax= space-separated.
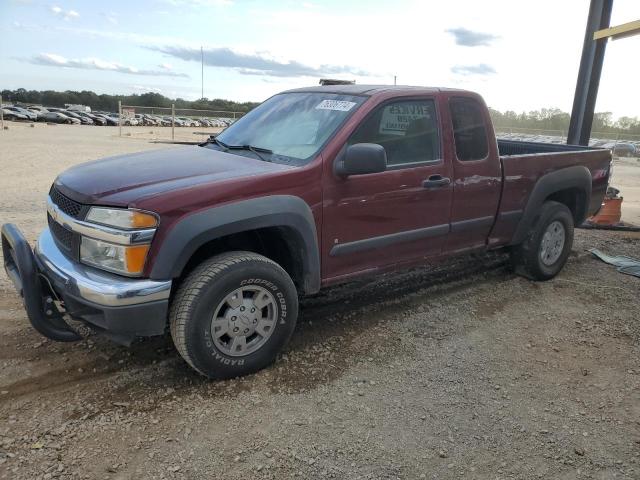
xmin=49 ymin=186 xmax=84 ymax=218
xmin=48 ymin=213 xmax=74 ymax=252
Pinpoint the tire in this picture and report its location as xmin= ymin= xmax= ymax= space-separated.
xmin=169 ymin=251 xmax=299 ymax=379
xmin=510 ymin=201 xmax=574 ymax=281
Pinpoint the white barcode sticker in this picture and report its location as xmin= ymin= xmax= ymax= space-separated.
xmin=315 ymin=99 xmax=356 ymax=111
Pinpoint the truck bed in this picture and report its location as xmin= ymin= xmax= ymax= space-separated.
xmin=497 ymin=139 xmax=595 ymax=156
xmin=488 ymin=139 xmax=612 ymax=248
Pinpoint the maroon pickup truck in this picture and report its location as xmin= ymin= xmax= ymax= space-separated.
xmin=2 ymin=85 xmax=611 ymax=379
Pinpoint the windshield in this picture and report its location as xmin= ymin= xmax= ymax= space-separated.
xmin=211 ymin=92 xmax=366 ymax=164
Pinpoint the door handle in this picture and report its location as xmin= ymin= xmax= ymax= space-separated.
xmin=422 ymin=175 xmax=451 ymax=189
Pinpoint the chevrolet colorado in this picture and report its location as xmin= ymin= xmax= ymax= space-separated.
xmin=2 ymin=85 xmax=611 ymax=378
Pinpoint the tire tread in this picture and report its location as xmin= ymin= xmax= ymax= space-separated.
xmin=169 ymin=251 xmax=283 ymax=377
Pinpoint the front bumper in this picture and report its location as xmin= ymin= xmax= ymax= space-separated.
xmin=1 ymin=224 xmax=172 ymax=343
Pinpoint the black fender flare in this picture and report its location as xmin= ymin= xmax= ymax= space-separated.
xmin=149 ymin=195 xmax=321 ymax=294
xmin=510 ymin=165 xmax=592 ymax=245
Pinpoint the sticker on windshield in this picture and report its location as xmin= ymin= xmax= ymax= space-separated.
xmin=315 ymin=99 xmax=357 ymax=112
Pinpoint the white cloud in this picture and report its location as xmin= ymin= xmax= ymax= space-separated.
xmin=151 ymin=45 xmax=371 ymax=78
xmin=451 ymin=64 xmax=496 ymax=76
xmin=28 ymin=53 xmax=190 ymax=78
xmin=49 ymin=5 xmax=80 ymax=20
xmin=131 ymin=85 xmax=163 ymax=93
xmin=161 ymin=0 xmax=233 ymax=6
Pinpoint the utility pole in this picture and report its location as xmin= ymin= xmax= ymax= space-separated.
xmin=394 ymin=75 xmax=397 ymax=86
xmin=201 ymin=46 xmax=204 ymax=99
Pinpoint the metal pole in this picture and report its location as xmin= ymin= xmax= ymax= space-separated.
xmin=201 ymin=46 xmax=204 ymax=99
xmin=394 ymin=75 xmax=397 ymax=85
xmin=0 ymin=95 xmax=4 ymax=132
xmin=567 ymin=0 xmax=613 ymax=145
xmin=118 ymin=100 xmax=122 ymax=137
xmin=171 ymin=103 xmax=175 ymax=141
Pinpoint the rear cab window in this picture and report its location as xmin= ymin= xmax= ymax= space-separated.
xmin=348 ymin=98 xmax=440 ymax=168
xmin=450 ymin=97 xmax=489 ymax=161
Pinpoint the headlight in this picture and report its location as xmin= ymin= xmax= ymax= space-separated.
xmin=86 ymin=207 xmax=158 ymax=229
xmin=80 ymin=237 xmax=150 ymax=276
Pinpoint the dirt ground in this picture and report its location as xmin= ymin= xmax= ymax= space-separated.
xmin=0 ymin=124 xmax=639 ymax=479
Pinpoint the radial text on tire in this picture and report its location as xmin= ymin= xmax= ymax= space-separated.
xmin=169 ymin=251 xmax=299 ymax=379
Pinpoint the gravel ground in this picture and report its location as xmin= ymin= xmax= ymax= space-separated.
xmin=0 ymin=124 xmax=639 ymax=479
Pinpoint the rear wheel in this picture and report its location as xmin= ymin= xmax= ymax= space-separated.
xmin=510 ymin=201 xmax=574 ymax=280
xmin=169 ymin=251 xmax=298 ymax=379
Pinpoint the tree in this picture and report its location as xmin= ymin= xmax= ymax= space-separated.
xmin=1 ymin=88 xmax=259 ymax=114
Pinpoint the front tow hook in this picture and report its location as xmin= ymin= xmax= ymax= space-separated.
xmin=1 ymin=223 xmax=82 ymax=342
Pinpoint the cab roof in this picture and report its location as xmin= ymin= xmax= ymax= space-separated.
xmin=281 ymin=85 xmax=471 ymax=96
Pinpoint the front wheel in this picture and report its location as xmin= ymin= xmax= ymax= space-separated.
xmin=510 ymin=201 xmax=574 ymax=281
xmin=169 ymin=251 xmax=299 ymax=379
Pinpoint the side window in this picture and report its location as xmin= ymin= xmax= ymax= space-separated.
xmin=349 ymin=99 xmax=440 ymax=167
xmin=450 ymin=98 xmax=489 ymax=161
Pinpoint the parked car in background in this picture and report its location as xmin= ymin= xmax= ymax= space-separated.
xmin=39 ymin=111 xmax=80 ymax=124
xmin=165 ymin=116 xmax=185 ymax=127
xmin=80 ymin=112 xmax=107 ymax=126
xmin=136 ymin=114 xmax=159 ymax=126
xmin=178 ymin=117 xmax=198 ymax=127
xmin=94 ymin=114 xmax=119 ymax=126
xmin=26 ymin=105 xmax=49 ymax=114
xmin=120 ymin=116 xmax=139 ymax=126
xmin=64 ymin=110 xmax=93 ymax=125
xmin=1 ymin=108 xmax=30 ymax=121
xmin=154 ymin=115 xmax=172 ymax=126
xmin=66 ymin=104 xmax=91 ymax=113
xmin=5 ymin=106 xmax=38 ymax=121
xmin=612 ymin=143 xmax=636 ymax=157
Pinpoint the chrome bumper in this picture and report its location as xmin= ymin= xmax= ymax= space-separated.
xmin=35 ymin=228 xmax=172 ymax=308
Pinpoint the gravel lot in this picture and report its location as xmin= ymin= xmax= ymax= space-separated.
xmin=0 ymin=123 xmax=639 ymax=479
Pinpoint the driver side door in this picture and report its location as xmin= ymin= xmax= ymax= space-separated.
xmin=321 ymin=97 xmax=453 ymax=283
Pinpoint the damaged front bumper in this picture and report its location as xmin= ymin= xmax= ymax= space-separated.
xmin=1 ymin=224 xmax=172 ymax=344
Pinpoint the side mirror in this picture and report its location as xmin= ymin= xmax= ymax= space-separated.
xmin=335 ymin=143 xmax=387 ymax=176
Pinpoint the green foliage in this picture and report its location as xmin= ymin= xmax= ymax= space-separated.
xmin=489 ymin=107 xmax=640 ymax=136
xmin=0 ymin=88 xmax=259 ymax=114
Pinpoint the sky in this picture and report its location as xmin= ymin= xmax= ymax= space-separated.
xmin=1 ymin=0 xmax=639 ymax=118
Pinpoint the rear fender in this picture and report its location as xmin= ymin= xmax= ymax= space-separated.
xmin=510 ymin=166 xmax=592 ymax=245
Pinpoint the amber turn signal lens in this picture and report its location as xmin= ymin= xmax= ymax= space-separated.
xmin=124 ymin=244 xmax=150 ymax=274
xmin=130 ymin=211 xmax=158 ymax=229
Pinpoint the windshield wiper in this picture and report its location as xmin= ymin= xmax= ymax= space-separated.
xmin=205 ymin=137 xmax=273 ymax=162
xmin=206 ymin=136 xmax=229 ymax=150
xmin=225 ymin=144 xmax=273 ymax=162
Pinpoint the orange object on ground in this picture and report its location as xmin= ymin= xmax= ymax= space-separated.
xmin=589 ymin=196 xmax=623 ymax=225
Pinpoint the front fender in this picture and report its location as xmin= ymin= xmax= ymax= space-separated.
xmin=149 ymin=195 xmax=321 ymax=294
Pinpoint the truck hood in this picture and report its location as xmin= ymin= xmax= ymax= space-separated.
xmin=54 ymin=145 xmax=294 ymax=206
